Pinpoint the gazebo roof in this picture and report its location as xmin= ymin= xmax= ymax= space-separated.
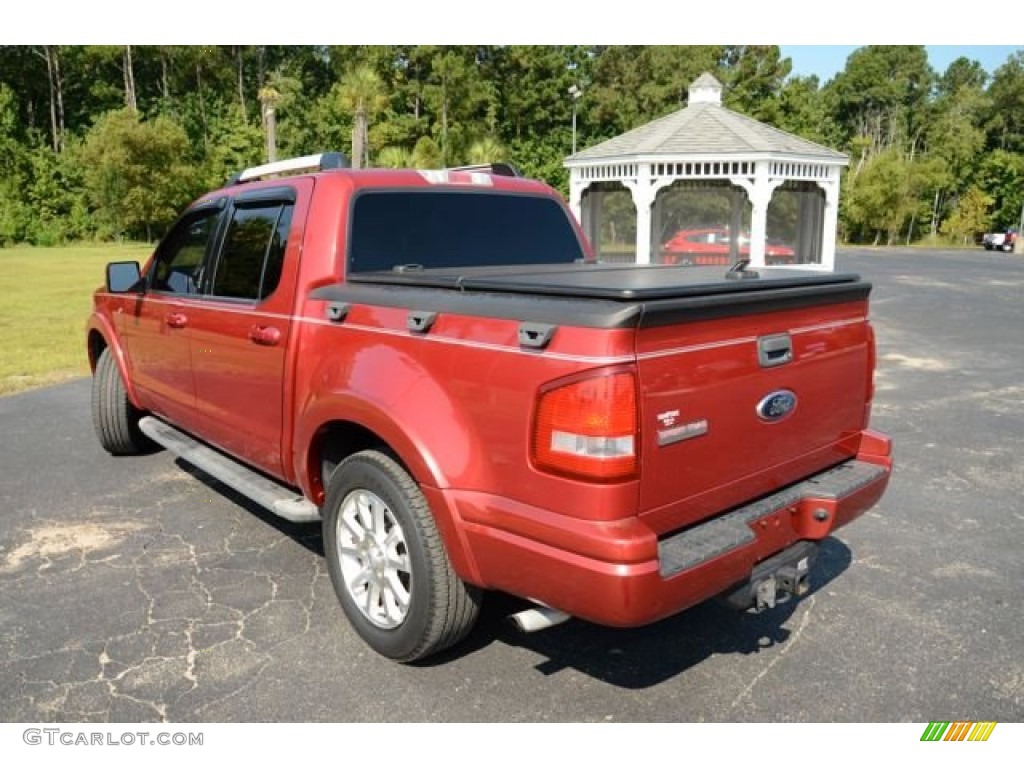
xmin=567 ymin=73 xmax=847 ymax=164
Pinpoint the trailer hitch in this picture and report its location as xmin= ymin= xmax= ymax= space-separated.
xmin=720 ymin=541 xmax=818 ymax=613
xmin=751 ymin=563 xmax=811 ymax=612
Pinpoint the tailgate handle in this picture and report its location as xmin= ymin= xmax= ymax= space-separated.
xmin=758 ymin=334 xmax=792 ymax=367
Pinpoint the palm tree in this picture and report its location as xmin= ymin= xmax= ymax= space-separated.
xmin=257 ymin=84 xmax=280 ymax=162
xmin=257 ymin=70 xmax=300 ymax=163
xmin=411 ymin=137 xmax=442 ymax=169
xmin=339 ymin=65 xmax=387 ymax=169
xmin=376 ymin=146 xmax=413 ymax=168
xmin=466 ymin=136 xmax=507 ymax=165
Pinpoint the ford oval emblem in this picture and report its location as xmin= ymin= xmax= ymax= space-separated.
xmin=756 ymin=390 xmax=797 ymax=422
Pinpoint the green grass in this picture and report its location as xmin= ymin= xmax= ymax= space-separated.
xmin=0 ymin=243 xmax=153 ymax=395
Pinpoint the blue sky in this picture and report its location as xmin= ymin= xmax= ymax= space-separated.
xmin=781 ymin=46 xmax=1021 ymax=83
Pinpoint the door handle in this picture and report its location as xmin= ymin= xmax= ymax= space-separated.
xmin=249 ymin=325 xmax=281 ymax=346
xmin=165 ymin=312 xmax=188 ymax=329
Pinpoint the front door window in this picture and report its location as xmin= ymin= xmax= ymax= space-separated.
xmin=150 ymin=212 xmax=222 ymax=293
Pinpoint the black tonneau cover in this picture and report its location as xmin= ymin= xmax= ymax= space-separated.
xmin=312 ymin=264 xmax=871 ymax=329
xmin=347 ymin=263 xmax=859 ymax=300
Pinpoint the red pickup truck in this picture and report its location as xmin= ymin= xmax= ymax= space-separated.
xmin=87 ymin=153 xmax=892 ymax=662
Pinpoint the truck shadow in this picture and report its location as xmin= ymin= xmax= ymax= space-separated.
xmin=430 ymin=536 xmax=853 ymax=688
xmin=174 ymin=461 xmax=326 ymax=554
xmin=175 ymin=460 xmax=852 ymax=688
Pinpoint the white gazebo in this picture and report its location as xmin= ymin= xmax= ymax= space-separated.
xmin=565 ymin=73 xmax=848 ymax=270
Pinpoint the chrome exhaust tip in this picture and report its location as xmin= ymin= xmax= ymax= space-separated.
xmin=509 ymin=604 xmax=571 ymax=633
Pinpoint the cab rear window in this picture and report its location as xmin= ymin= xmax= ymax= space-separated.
xmin=349 ymin=191 xmax=584 ymax=272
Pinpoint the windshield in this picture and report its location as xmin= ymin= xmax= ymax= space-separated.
xmin=348 ymin=190 xmax=585 ymax=272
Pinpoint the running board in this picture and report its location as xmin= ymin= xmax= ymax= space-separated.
xmin=138 ymin=417 xmax=320 ymax=523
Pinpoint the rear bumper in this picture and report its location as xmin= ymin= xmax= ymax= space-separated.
xmin=439 ymin=439 xmax=891 ymax=628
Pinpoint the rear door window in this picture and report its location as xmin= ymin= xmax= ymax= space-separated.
xmin=209 ymin=202 xmax=293 ymax=301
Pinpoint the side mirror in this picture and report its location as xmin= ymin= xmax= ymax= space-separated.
xmin=106 ymin=261 xmax=143 ymax=293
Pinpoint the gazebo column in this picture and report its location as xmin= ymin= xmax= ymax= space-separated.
xmin=625 ymin=165 xmax=655 ymax=265
xmin=568 ymin=171 xmax=587 ymax=224
xmin=745 ymin=162 xmax=785 ymax=268
xmin=817 ymin=174 xmax=840 ymax=271
xmin=624 ymin=166 xmax=673 ymax=265
xmin=730 ymin=169 xmax=779 ymax=268
xmin=637 ymin=200 xmax=653 ymax=265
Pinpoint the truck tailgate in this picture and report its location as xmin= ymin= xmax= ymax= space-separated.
xmin=635 ymin=296 xmax=872 ymax=534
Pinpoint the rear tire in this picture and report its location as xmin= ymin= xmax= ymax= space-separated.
xmin=91 ymin=347 xmax=153 ymax=456
xmin=323 ymin=449 xmax=481 ymax=662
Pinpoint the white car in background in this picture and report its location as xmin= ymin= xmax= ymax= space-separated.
xmin=982 ymin=228 xmax=1018 ymax=251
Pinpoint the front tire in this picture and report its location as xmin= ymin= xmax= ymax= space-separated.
xmin=91 ymin=347 xmax=153 ymax=456
xmin=322 ymin=450 xmax=481 ymax=662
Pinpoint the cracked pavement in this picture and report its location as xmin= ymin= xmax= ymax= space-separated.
xmin=1 ymin=248 xmax=1021 ymax=722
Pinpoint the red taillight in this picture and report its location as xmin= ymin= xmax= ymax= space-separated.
xmin=533 ymin=371 xmax=638 ymax=482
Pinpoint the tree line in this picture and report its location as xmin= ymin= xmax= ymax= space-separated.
xmin=0 ymin=45 xmax=1021 ymax=247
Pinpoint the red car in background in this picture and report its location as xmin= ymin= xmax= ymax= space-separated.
xmin=662 ymin=227 xmax=796 ymax=265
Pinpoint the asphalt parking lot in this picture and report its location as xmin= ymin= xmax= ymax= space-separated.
xmin=0 ymin=247 xmax=1021 ymax=722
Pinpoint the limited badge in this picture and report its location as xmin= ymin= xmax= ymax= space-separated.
xmin=657 ymin=418 xmax=709 ymax=446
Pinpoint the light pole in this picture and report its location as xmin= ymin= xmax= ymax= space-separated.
xmin=568 ymin=84 xmax=582 ymax=154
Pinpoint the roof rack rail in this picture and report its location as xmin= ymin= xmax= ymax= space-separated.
xmin=446 ymin=162 xmax=522 ymax=177
xmin=227 ymin=152 xmax=349 ymax=186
